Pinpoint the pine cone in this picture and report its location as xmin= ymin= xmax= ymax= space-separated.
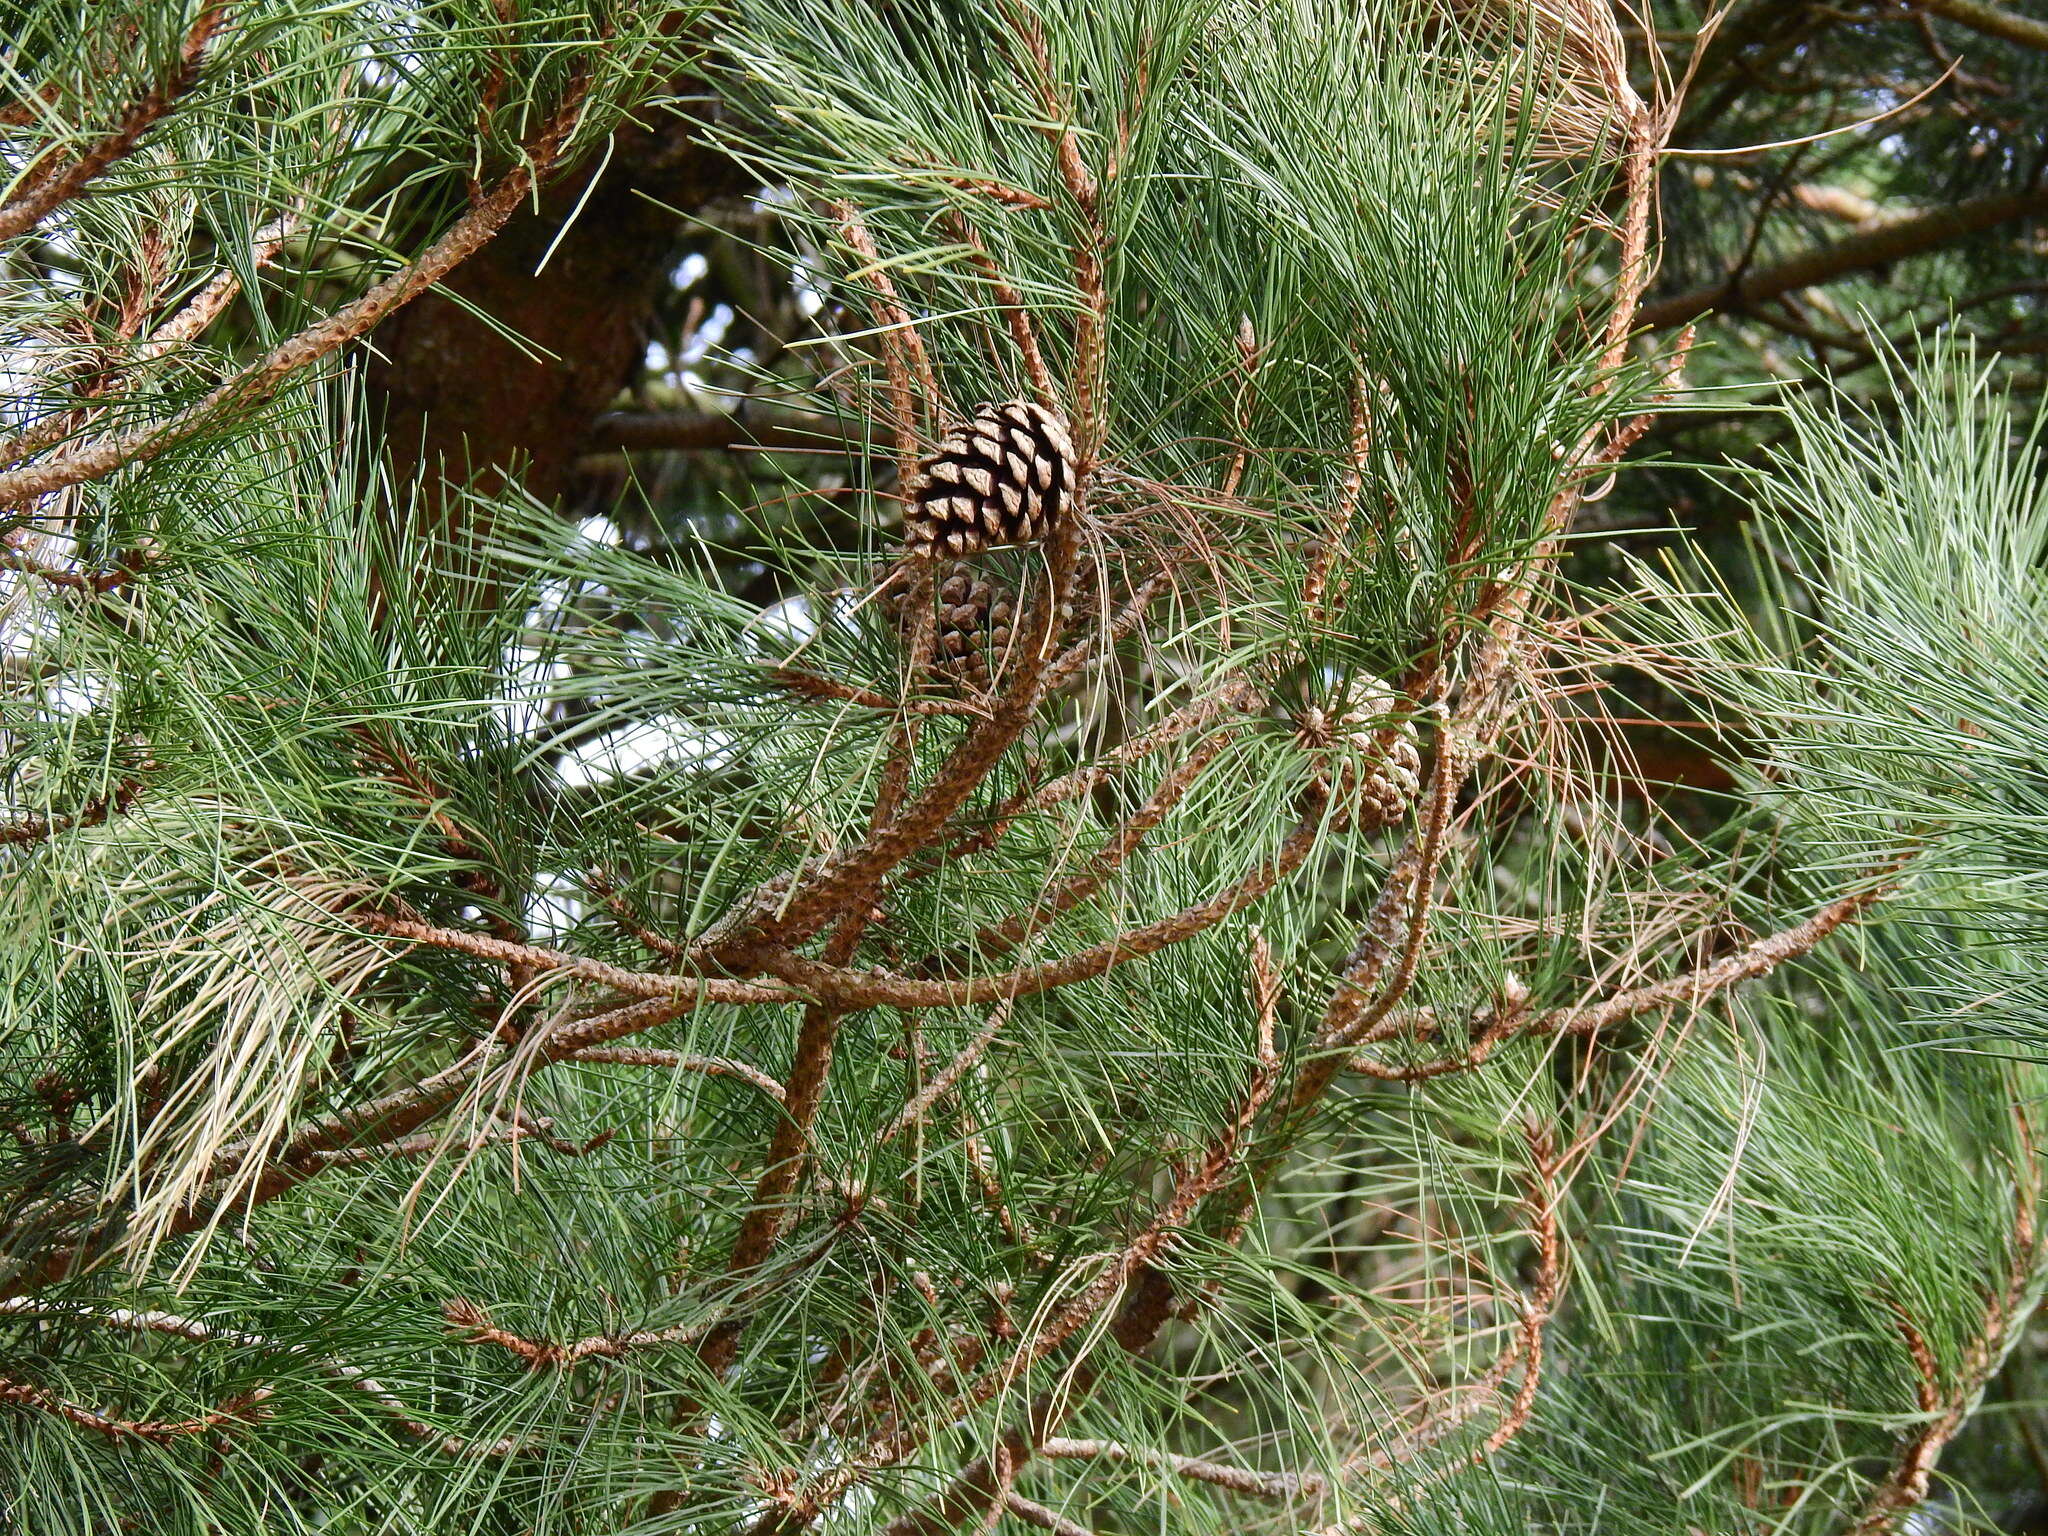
xmin=1301 ymin=677 xmax=1422 ymax=826
xmin=905 ymin=401 xmax=1075 ymax=558
xmin=935 ymin=566 xmax=1019 ymax=686
xmin=883 ymin=562 xmax=1020 ymax=691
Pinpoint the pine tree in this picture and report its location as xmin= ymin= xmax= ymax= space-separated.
xmin=3 ymin=4 xmax=2048 ymax=1534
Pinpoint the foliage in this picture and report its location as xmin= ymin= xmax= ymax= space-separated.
xmin=1 ymin=4 xmax=2047 ymax=1536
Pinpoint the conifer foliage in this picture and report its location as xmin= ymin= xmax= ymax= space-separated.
xmin=3 ymin=4 xmax=2047 ymax=1534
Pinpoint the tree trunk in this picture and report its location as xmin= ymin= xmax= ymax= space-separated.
xmin=364 ymin=114 xmax=747 ymax=522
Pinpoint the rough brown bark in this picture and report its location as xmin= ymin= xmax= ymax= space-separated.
xmin=364 ymin=113 xmax=748 ymax=521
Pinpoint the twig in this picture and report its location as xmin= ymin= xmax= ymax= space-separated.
xmin=0 ymin=1298 xmax=526 ymax=1456
xmin=1038 ymin=1438 xmax=1327 ymax=1500
xmin=1000 ymin=1493 xmax=1096 ymax=1536
xmin=741 ymin=804 xmax=1330 ymax=1012
xmin=0 ymin=1371 xmax=266 ymax=1441
xmin=765 ymin=979 xmax=1281 ymax=1535
xmin=771 ymin=666 xmax=986 ymax=718
xmin=0 ymin=5 xmax=229 ymax=245
xmin=878 ymin=1002 xmax=1014 ymax=1143
xmin=301 ymin=1117 xmax=599 ymax=1168
xmin=1526 ymin=871 xmax=1899 ymax=1039
xmin=1302 ymin=378 xmax=1373 ymax=618
xmin=923 ymin=730 xmax=1237 ymax=971
xmin=442 ymin=1298 xmax=715 ymax=1369
xmin=1640 ymin=181 xmax=2048 ymax=331
xmin=834 ymin=202 xmax=934 ymax=481
xmin=355 ymin=911 xmax=793 ymax=1007
xmin=564 ymin=1046 xmax=787 ymax=1102
xmin=1846 ymin=1126 xmax=2046 ymax=1533
xmin=943 ymin=209 xmax=1056 ymax=407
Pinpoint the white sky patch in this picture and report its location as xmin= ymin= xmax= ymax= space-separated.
xmin=680 ymin=303 xmax=733 ymax=365
xmin=552 ymin=718 xmax=740 ymax=792
xmin=522 ymin=870 xmax=586 ymax=943
xmin=751 ymin=593 xmax=818 ymax=653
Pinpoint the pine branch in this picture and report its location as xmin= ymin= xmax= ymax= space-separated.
xmin=0 ymin=4 xmax=229 ymax=244
xmin=563 ymin=1046 xmax=787 ymax=1102
xmin=1920 ymin=0 xmax=2048 ymax=52
xmin=0 ymin=1298 xmax=526 ymax=1457
xmin=441 ymin=1298 xmax=715 ymax=1370
xmin=0 ymin=74 xmax=595 ymax=513
xmin=1000 ymin=1493 xmax=1096 ymax=1536
xmin=1640 ymin=182 xmax=2048 ymax=331
xmin=0 ymin=1371 xmax=267 ymax=1441
xmin=1037 ymin=1438 xmax=1327 ymax=1500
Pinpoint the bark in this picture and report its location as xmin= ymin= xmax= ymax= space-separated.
xmin=364 ymin=111 xmax=749 ymax=522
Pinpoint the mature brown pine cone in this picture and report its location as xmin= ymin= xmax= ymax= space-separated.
xmin=904 ymin=400 xmax=1075 ymax=558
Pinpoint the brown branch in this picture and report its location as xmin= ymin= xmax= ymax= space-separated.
xmin=0 ymin=76 xmax=592 ymax=511
xmin=442 ymin=1297 xmax=715 ymax=1369
xmin=1474 ymin=1125 xmax=1560 ymax=1463
xmin=301 ymin=1117 xmax=598 ymax=1168
xmin=135 ymin=213 xmax=296 ymax=362
xmin=923 ymin=730 xmax=1237 ymax=972
xmin=354 ymin=911 xmax=793 ymax=1007
xmin=563 ymin=1046 xmax=787 ymax=1102
xmin=693 ymin=883 xmax=889 ymax=1394
xmin=1846 ymin=1128 xmax=2044 ymax=1534
xmin=1038 ymin=569 xmax=1175 ymax=699
xmin=0 ymin=1298 xmax=525 ymax=1457
xmin=771 ymin=667 xmax=986 ymax=719
xmin=1525 ymin=872 xmax=1899 ymax=1039
xmin=0 ymin=215 xmax=293 ymax=490
xmin=1018 ymin=680 xmax=1257 ymax=815
xmin=1319 ymin=729 xmax=1466 ymax=1051
xmin=1920 ymin=0 xmax=2048 ymax=52
xmin=943 ymin=209 xmax=1056 ymax=408
xmin=739 ymin=805 xmax=1329 ymax=1012
xmin=834 ymin=202 xmax=932 ymax=483
xmin=1345 ymin=869 xmax=1901 ymax=1080
xmin=0 ymin=4 xmax=229 ymax=245
xmin=7 ymin=986 xmax=740 ymax=1293
xmin=1037 ymin=1438 xmax=1327 ymax=1500
xmin=1303 ymin=380 xmax=1373 ymax=618
xmin=0 ymin=83 xmax=61 ymax=132
xmin=0 ymin=1371 xmax=266 ymax=1441
xmin=1640 ymin=181 xmax=2048 ymax=331
xmin=717 ymin=518 xmax=1087 ymax=954
xmin=878 ymin=1002 xmax=1014 ymax=1143
xmin=767 ymin=963 xmax=1281 ymax=1536
xmin=1000 ymin=1493 xmax=1096 ymax=1536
